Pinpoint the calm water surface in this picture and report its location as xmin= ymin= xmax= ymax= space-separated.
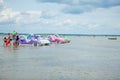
xmin=0 ymin=35 xmax=120 ymax=80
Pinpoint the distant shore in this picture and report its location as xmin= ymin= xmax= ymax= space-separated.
xmin=0 ymin=33 xmax=120 ymax=37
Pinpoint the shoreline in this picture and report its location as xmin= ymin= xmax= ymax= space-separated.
xmin=0 ymin=33 xmax=120 ymax=37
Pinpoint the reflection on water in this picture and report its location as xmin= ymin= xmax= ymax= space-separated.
xmin=0 ymin=36 xmax=120 ymax=80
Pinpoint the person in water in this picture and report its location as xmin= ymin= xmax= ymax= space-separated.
xmin=3 ymin=37 xmax=7 ymax=45
xmin=13 ymin=32 xmax=19 ymax=46
xmin=3 ymin=37 xmax=7 ymax=43
xmin=12 ymin=31 xmax=16 ymax=40
xmin=5 ymin=33 xmax=12 ymax=46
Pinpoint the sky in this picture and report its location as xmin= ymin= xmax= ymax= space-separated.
xmin=0 ymin=0 xmax=120 ymax=34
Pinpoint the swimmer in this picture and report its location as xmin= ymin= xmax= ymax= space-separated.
xmin=13 ymin=33 xmax=19 ymax=46
xmin=6 ymin=33 xmax=12 ymax=46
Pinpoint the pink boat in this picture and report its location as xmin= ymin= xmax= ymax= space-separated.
xmin=48 ymin=35 xmax=66 ymax=43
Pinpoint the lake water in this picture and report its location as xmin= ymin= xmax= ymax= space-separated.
xmin=0 ymin=35 xmax=120 ymax=80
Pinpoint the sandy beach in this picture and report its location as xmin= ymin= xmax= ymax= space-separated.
xmin=0 ymin=35 xmax=120 ymax=80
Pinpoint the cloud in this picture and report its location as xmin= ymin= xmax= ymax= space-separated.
xmin=0 ymin=0 xmax=5 ymax=11
xmin=37 ymin=0 xmax=120 ymax=14
xmin=36 ymin=0 xmax=70 ymax=4
xmin=0 ymin=1 xmax=42 ymax=25
xmin=63 ymin=5 xmax=94 ymax=14
xmin=15 ymin=10 xmax=42 ymax=24
xmin=0 ymin=0 xmax=120 ymax=34
xmin=0 ymin=8 xmax=20 ymax=24
xmin=0 ymin=0 xmax=20 ymax=24
xmin=0 ymin=0 xmax=41 ymax=25
xmin=37 ymin=0 xmax=120 ymax=7
xmin=0 ymin=20 xmax=15 ymax=25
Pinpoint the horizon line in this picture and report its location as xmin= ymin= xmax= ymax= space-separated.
xmin=0 ymin=33 xmax=120 ymax=36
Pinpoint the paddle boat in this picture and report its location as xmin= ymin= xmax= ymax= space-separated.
xmin=48 ymin=34 xmax=67 ymax=44
xmin=37 ymin=35 xmax=51 ymax=46
xmin=64 ymin=37 xmax=71 ymax=43
xmin=19 ymin=34 xmax=51 ymax=46
xmin=19 ymin=35 xmax=34 ymax=44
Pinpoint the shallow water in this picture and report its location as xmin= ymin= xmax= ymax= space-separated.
xmin=0 ymin=35 xmax=120 ymax=80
